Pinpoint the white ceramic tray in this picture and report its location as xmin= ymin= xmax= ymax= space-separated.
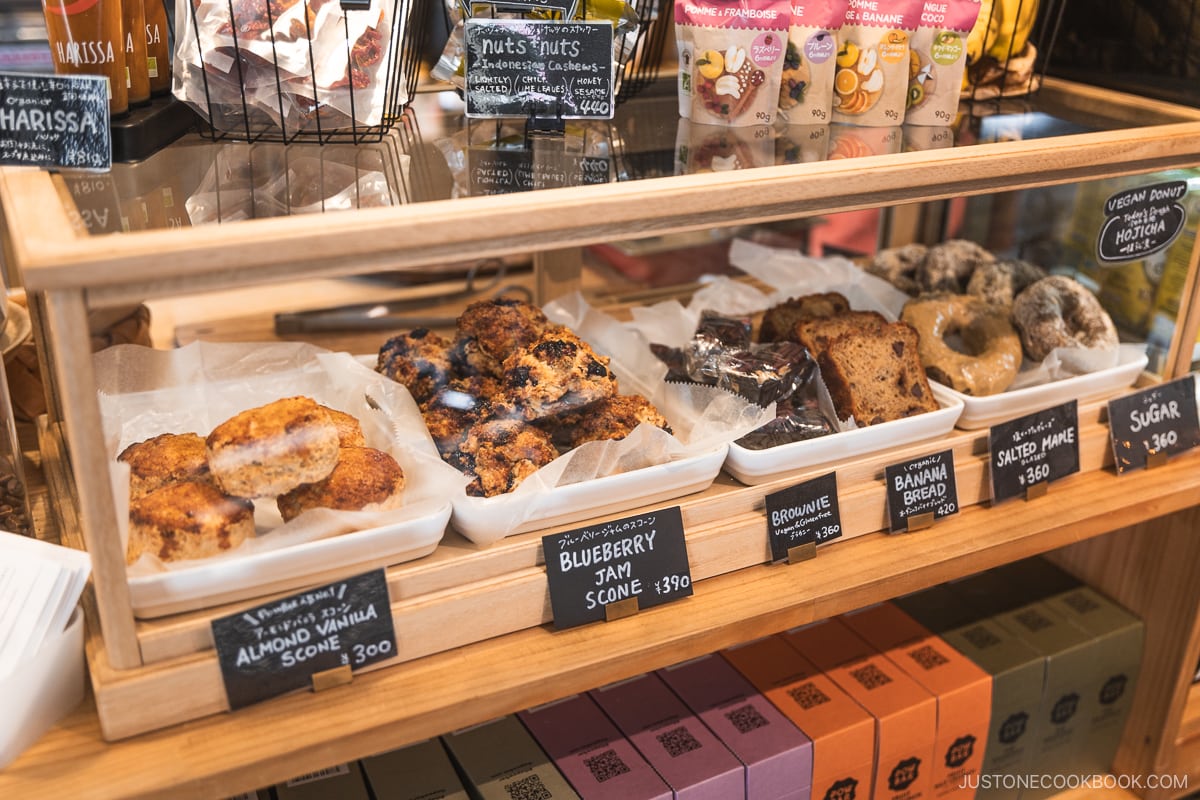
xmin=451 ymin=446 xmax=728 ymax=540
xmin=129 ymin=500 xmax=451 ymax=618
xmin=946 ymin=344 xmax=1149 ymax=430
xmin=724 ymin=385 xmax=964 ymax=485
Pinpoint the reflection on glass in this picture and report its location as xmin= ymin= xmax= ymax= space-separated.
xmin=675 ymin=119 xmax=774 ymax=174
xmin=827 ymin=124 xmax=901 ymax=159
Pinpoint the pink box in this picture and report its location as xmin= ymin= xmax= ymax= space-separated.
xmin=658 ymin=654 xmax=813 ymax=800
xmin=591 ymin=672 xmax=746 ymax=800
xmin=520 ymin=693 xmax=673 ymax=800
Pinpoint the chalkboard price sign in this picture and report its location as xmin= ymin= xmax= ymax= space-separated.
xmin=1097 ymin=180 xmax=1188 ymax=264
xmin=467 ymin=146 xmax=610 ymax=195
xmin=464 ymin=20 xmax=615 ymax=120
xmin=989 ymin=400 xmax=1080 ymax=503
xmin=884 ymin=449 xmax=959 ymax=533
xmin=543 ymin=507 xmax=692 ymax=630
xmin=1108 ymin=375 xmax=1200 ymax=473
xmin=0 ymin=71 xmax=110 ymax=171
xmin=212 ymin=569 xmax=396 ymax=710
xmin=765 ymin=471 xmax=842 ymax=561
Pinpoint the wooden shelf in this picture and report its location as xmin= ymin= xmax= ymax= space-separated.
xmin=1173 ymin=683 xmax=1200 ymax=798
xmin=3 ymin=453 xmax=1198 ymax=799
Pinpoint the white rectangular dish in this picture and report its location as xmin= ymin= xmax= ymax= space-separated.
xmin=946 ymin=344 xmax=1149 ymax=430
xmin=130 ymin=500 xmax=451 ymax=618
xmin=451 ymin=446 xmax=728 ymax=540
xmin=724 ymin=385 xmax=964 ymax=485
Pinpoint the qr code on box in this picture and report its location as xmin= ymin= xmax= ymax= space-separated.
xmin=908 ymin=644 xmax=950 ymax=670
xmin=656 ymin=725 xmax=703 ymax=757
xmin=584 ymin=748 xmax=631 ymax=783
xmin=962 ymin=625 xmax=1001 ymax=649
xmin=725 ymin=703 xmax=770 ymax=733
xmin=503 ymin=774 xmax=552 ymax=800
xmin=787 ymin=681 xmax=831 ymax=709
xmin=849 ymin=663 xmax=893 ymax=690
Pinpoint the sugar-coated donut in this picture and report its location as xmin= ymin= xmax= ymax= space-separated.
xmin=918 ymin=239 xmax=995 ymax=294
xmin=901 ymin=294 xmax=1023 ymax=396
xmin=967 ymin=258 xmax=1046 ymax=306
xmin=868 ymin=243 xmax=926 ymax=295
xmin=1011 ymin=276 xmax=1118 ymax=361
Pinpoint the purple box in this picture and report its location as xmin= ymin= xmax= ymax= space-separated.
xmin=520 ymin=694 xmax=673 ymax=800
xmin=658 ymin=654 xmax=813 ymax=800
xmin=590 ymin=673 xmax=746 ymax=800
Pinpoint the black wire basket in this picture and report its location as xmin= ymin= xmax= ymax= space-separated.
xmin=175 ymin=0 xmax=429 ymax=143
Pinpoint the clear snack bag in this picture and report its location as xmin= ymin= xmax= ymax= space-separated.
xmin=905 ymin=0 xmax=981 ymax=125
xmin=676 ymin=0 xmax=791 ymax=127
xmin=779 ymin=0 xmax=847 ymax=124
xmin=832 ymin=0 xmax=923 ymax=127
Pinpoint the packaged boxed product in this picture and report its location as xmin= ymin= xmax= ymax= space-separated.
xmin=442 ymin=716 xmax=580 ymax=800
xmin=172 ymin=0 xmax=405 ymax=133
xmin=360 ymin=738 xmax=471 ymax=800
xmin=778 ymin=0 xmax=848 ymax=124
xmin=722 ymin=635 xmax=875 ymax=800
xmin=832 ymin=0 xmax=923 ymax=126
xmin=905 ymin=0 xmax=982 ymax=126
xmin=676 ymin=0 xmax=791 ymax=127
xmin=676 ymin=118 xmax=775 ymax=173
xmin=783 ymin=619 xmax=938 ymax=800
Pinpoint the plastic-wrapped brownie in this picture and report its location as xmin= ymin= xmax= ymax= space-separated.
xmin=737 ymin=397 xmax=836 ymax=450
xmin=714 ymin=340 xmax=813 ymax=407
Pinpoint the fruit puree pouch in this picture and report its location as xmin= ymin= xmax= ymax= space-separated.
xmin=779 ymin=0 xmax=848 ymax=124
xmin=833 ymin=0 xmax=923 ymax=126
xmin=676 ymin=0 xmax=791 ymax=127
xmin=905 ymin=0 xmax=981 ymax=125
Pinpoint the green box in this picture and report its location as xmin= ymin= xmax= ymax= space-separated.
xmin=443 ymin=716 xmax=580 ymax=800
xmin=361 ymin=738 xmax=471 ymax=800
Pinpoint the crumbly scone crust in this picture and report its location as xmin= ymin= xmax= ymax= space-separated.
xmin=127 ymin=480 xmax=254 ymax=563
xmin=118 ymin=432 xmax=213 ymax=500
xmin=277 ymin=446 xmax=406 ymax=522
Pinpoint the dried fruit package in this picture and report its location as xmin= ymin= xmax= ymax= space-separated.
xmin=905 ymin=0 xmax=981 ymax=125
xmin=675 ymin=0 xmax=791 ymax=127
xmin=778 ymin=0 xmax=848 ymax=124
xmin=675 ymin=118 xmax=774 ymax=173
xmin=832 ymin=0 xmax=923 ymax=126
xmin=172 ymin=0 xmax=402 ymax=133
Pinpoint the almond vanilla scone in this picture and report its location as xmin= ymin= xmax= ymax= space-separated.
xmin=206 ymin=396 xmax=340 ymax=498
xmin=118 ymin=432 xmax=213 ymax=500
xmin=276 ymin=446 xmax=406 ymax=522
xmin=126 ymin=480 xmax=255 ymax=564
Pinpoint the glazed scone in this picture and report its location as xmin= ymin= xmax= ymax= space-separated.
xmin=376 ymin=328 xmax=455 ymax=404
xmin=548 ymin=394 xmax=672 ymax=450
xmin=276 ymin=446 xmax=406 ymax=522
xmin=319 ymin=405 xmax=367 ymax=447
xmin=118 ymin=432 xmax=213 ymax=500
xmin=206 ymin=396 xmax=340 ymax=498
xmin=497 ymin=329 xmax=619 ymax=421
xmin=126 ymin=480 xmax=254 ymax=564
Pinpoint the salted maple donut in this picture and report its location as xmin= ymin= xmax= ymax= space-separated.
xmin=1011 ymin=276 xmax=1118 ymax=361
xmin=918 ymin=239 xmax=995 ymax=293
xmin=967 ymin=258 xmax=1046 ymax=306
xmin=901 ymin=294 xmax=1022 ymax=396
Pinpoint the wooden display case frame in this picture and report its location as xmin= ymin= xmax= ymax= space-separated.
xmin=1 ymin=77 xmax=1200 ymax=798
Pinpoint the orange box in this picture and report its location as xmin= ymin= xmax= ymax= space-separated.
xmin=783 ymin=620 xmax=937 ymax=800
xmin=722 ymin=636 xmax=875 ymax=800
xmin=841 ymin=604 xmax=992 ymax=800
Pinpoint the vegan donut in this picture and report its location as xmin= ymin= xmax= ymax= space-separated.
xmin=1011 ymin=276 xmax=1118 ymax=361
xmin=901 ymin=294 xmax=1023 ymax=396
xmin=918 ymin=239 xmax=995 ymax=294
xmin=967 ymin=258 xmax=1046 ymax=306
xmin=868 ymin=243 xmax=926 ymax=295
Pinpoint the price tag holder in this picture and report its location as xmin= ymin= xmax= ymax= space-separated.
xmin=543 ymin=507 xmax=693 ymax=630
xmin=988 ymin=400 xmax=1080 ymax=503
xmin=884 ymin=450 xmax=959 ymax=533
xmin=765 ymin=471 xmax=842 ymax=562
xmin=1108 ymin=375 xmax=1200 ymax=473
xmin=464 ymin=20 xmax=615 ymax=120
xmin=0 ymin=72 xmax=110 ymax=171
xmin=1097 ymin=180 xmax=1188 ymax=263
xmin=211 ymin=569 xmax=396 ymax=710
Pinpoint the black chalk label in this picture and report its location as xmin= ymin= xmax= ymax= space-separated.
xmin=543 ymin=507 xmax=692 ymax=629
xmin=1097 ymin=180 xmax=1188 ymax=263
xmin=989 ymin=401 xmax=1080 ymax=502
xmin=766 ymin=472 xmax=842 ymax=560
xmin=1108 ymin=375 xmax=1199 ymax=473
xmin=0 ymin=71 xmax=110 ymax=171
xmin=212 ymin=569 xmax=396 ymax=710
xmin=884 ymin=449 xmax=959 ymax=532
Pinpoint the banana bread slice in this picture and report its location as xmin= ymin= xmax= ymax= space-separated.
xmin=792 ymin=310 xmax=889 ymax=359
xmin=817 ymin=322 xmax=940 ymax=425
xmin=758 ymin=292 xmax=853 ymax=342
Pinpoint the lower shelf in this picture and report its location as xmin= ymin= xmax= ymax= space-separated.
xmin=4 ymin=453 xmax=1199 ymax=800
